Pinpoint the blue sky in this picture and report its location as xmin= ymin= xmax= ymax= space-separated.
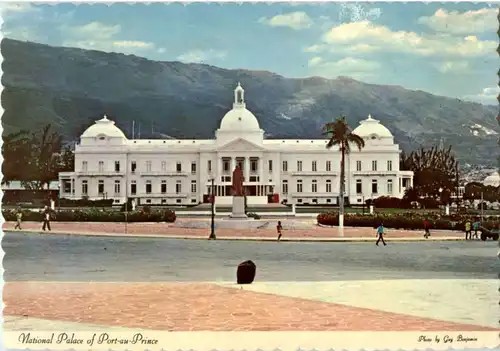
xmin=2 ymin=2 xmax=499 ymax=104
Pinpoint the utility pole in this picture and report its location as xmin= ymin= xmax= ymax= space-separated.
xmin=209 ymin=178 xmax=216 ymax=240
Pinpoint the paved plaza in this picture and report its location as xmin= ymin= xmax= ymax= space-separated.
xmin=2 ymin=220 xmax=466 ymax=241
xmin=2 ymin=230 xmax=498 ymax=334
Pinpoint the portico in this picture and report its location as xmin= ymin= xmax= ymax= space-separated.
xmin=208 ymin=155 xmax=273 ymax=205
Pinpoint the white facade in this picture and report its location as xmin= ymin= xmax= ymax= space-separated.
xmin=59 ymin=83 xmax=414 ymax=206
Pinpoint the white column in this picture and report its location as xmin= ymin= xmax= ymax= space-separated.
xmin=217 ymin=156 xmax=222 ymax=180
xmin=244 ymin=157 xmax=250 ymax=182
xmin=259 ymin=157 xmax=264 ymax=184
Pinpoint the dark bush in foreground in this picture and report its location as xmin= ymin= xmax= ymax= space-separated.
xmin=2 ymin=208 xmax=176 ymax=223
xmin=366 ymin=196 xmax=411 ymax=209
xmin=317 ymin=212 xmax=499 ymax=231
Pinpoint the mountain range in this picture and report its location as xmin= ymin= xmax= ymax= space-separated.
xmin=1 ymin=38 xmax=498 ymax=165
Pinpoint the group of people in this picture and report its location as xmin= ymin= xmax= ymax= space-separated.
xmin=13 ymin=205 xmax=52 ymax=231
xmin=276 ymin=218 xmax=485 ymax=244
xmin=464 ymin=219 xmax=481 ymax=240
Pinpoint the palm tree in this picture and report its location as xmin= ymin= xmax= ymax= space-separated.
xmin=323 ymin=116 xmax=365 ymax=236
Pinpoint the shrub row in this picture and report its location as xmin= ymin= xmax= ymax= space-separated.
xmin=2 ymin=208 xmax=176 ymax=223
xmin=317 ymin=212 xmax=499 ymax=231
xmin=365 ymin=196 xmax=441 ymax=209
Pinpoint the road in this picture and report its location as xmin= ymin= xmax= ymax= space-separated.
xmin=3 ymin=232 xmax=499 ymax=282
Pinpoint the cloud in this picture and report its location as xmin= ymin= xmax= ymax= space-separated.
xmin=113 ymin=41 xmax=155 ymax=49
xmin=157 ymin=47 xmax=166 ymax=54
xmin=177 ymin=49 xmax=227 ymax=63
xmin=308 ymin=56 xmax=324 ymax=67
xmin=304 ymin=42 xmax=378 ymax=55
xmin=259 ymin=11 xmax=313 ymax=30
xmin=61 ymin=22 xmax=156 ymax=54
xmin=0 ymin=3 xmax=40 ymax=15
xmin=3 ymin=26 xmax=39 ymax=41
xmin=64 ymin=22 xmax=121 ymax=40
xmin=463 ymin=86 xmax=499 ymax=105
xmin=338 ymin=4 xmax=382 ymax=22
xmin=307 ymin=57 xmax=380 ymax=79
xmin=418 ymin=8 xmax=497 ymax=34
xmin=434 ymin=60 xmax=469 ymax=73
xmin=317 ymin=21 xmax=496 ymax=58
xmin=303 ymin=44 xmax=323 ymax=53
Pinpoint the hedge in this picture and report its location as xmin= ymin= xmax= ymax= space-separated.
xmin=2 ymin=208 xmax=176 ymax=223
xmin=365 ymin=196 xmax=440 ymax=209
xmin=317 ymin=211 xmax=500 ymax=231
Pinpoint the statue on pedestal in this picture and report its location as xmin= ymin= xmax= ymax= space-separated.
xmin=232 ymin=165 xmax=244 ymax=197
xmin=230 ymin=165 xmax=247 ymax=218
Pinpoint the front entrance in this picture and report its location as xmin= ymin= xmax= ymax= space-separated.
xmin=203 ymin=184 xmax=275 ymax=205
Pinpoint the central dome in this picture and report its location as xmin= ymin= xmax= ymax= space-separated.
xmin=352 ymin=114 xmax=393 ymax=138
xmin=219 ymin=83 xmax=261 ymax=132
xmin=484 ymin=172 xmax=500 ymax=187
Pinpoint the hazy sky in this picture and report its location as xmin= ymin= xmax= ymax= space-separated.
xmin=2 ymin=2 xmax=499 ymax=105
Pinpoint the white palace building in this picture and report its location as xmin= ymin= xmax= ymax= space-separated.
xmin=59 ymin=83 xmax=414 ymax=206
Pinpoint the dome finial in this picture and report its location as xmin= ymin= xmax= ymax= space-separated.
xmin=234 ymin=82 xmax=245 ymax=105
xmin=367 ymin=114 xmax=373 ymax=120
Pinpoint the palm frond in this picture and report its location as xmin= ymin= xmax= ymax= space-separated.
xmin=347 ymin=133 xmax=365 ymax=151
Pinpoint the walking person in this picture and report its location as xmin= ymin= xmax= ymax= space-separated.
xmin=472 ymin=219 xmax=480 ymax=239
xmin=42 ymin=205 xmax=51 ymax=231
xmin=423 ymin=219 xmax=431 ymax=239
xmin=14 ymin=208 xmax=23 ymax=230
xmin=276 ymin=221 xmax=283 ymax=241
xmin=464 ymin=220 xmax=472 ymax=240
xmin=376 ymin=223 xmax=387 ymax=246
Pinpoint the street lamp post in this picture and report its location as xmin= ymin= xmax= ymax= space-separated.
xmin=439 ymin=187 xmax=443 ymax=212
xmin=209 ymin=178 xmax=216 ymax=240
xmin=480 ymin=191 xmax=484 ymax=222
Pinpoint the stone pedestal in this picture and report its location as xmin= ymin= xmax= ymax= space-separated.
xmin=445 ymin=205 xmax=450 ymax=216
xmin=369 ymin=205 xmax=374 ymax=214
xmin=230 ymin=196 xmax=247 ymax=218
xmin=131 ymin=199 xmax=137 ymax=211
xmin=50 ymin=199 xmax=55 ymax=211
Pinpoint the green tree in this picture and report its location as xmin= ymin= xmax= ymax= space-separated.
xmin=400 ymin=145 xmax=459 ymax=202
xmin=2 ymin=124 xmax=68 ymax=190
xmin=57 ymin=145 xmax=75 ymax=173
xmin=323 ymin=116 xmax=365 ymax=234
xmin=2 ymin=130 xmax=33 ymax=184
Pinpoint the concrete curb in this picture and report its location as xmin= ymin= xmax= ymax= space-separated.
xmin=3 ymin=229 xmax=467 ymax=243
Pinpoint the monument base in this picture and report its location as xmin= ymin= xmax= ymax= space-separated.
xmin=230 ymin=196 xmax=248 ymax=218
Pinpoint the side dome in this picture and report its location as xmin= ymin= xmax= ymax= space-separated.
xmin=352 ymin=114 xmax=393 ymax=139
xmin=218 ymin=83 xmax=261 ymax=132
xmin=484 ymin=172 xmax=500 ymax=187
xmin=81 ymin=115 xmax=126 ymax=139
